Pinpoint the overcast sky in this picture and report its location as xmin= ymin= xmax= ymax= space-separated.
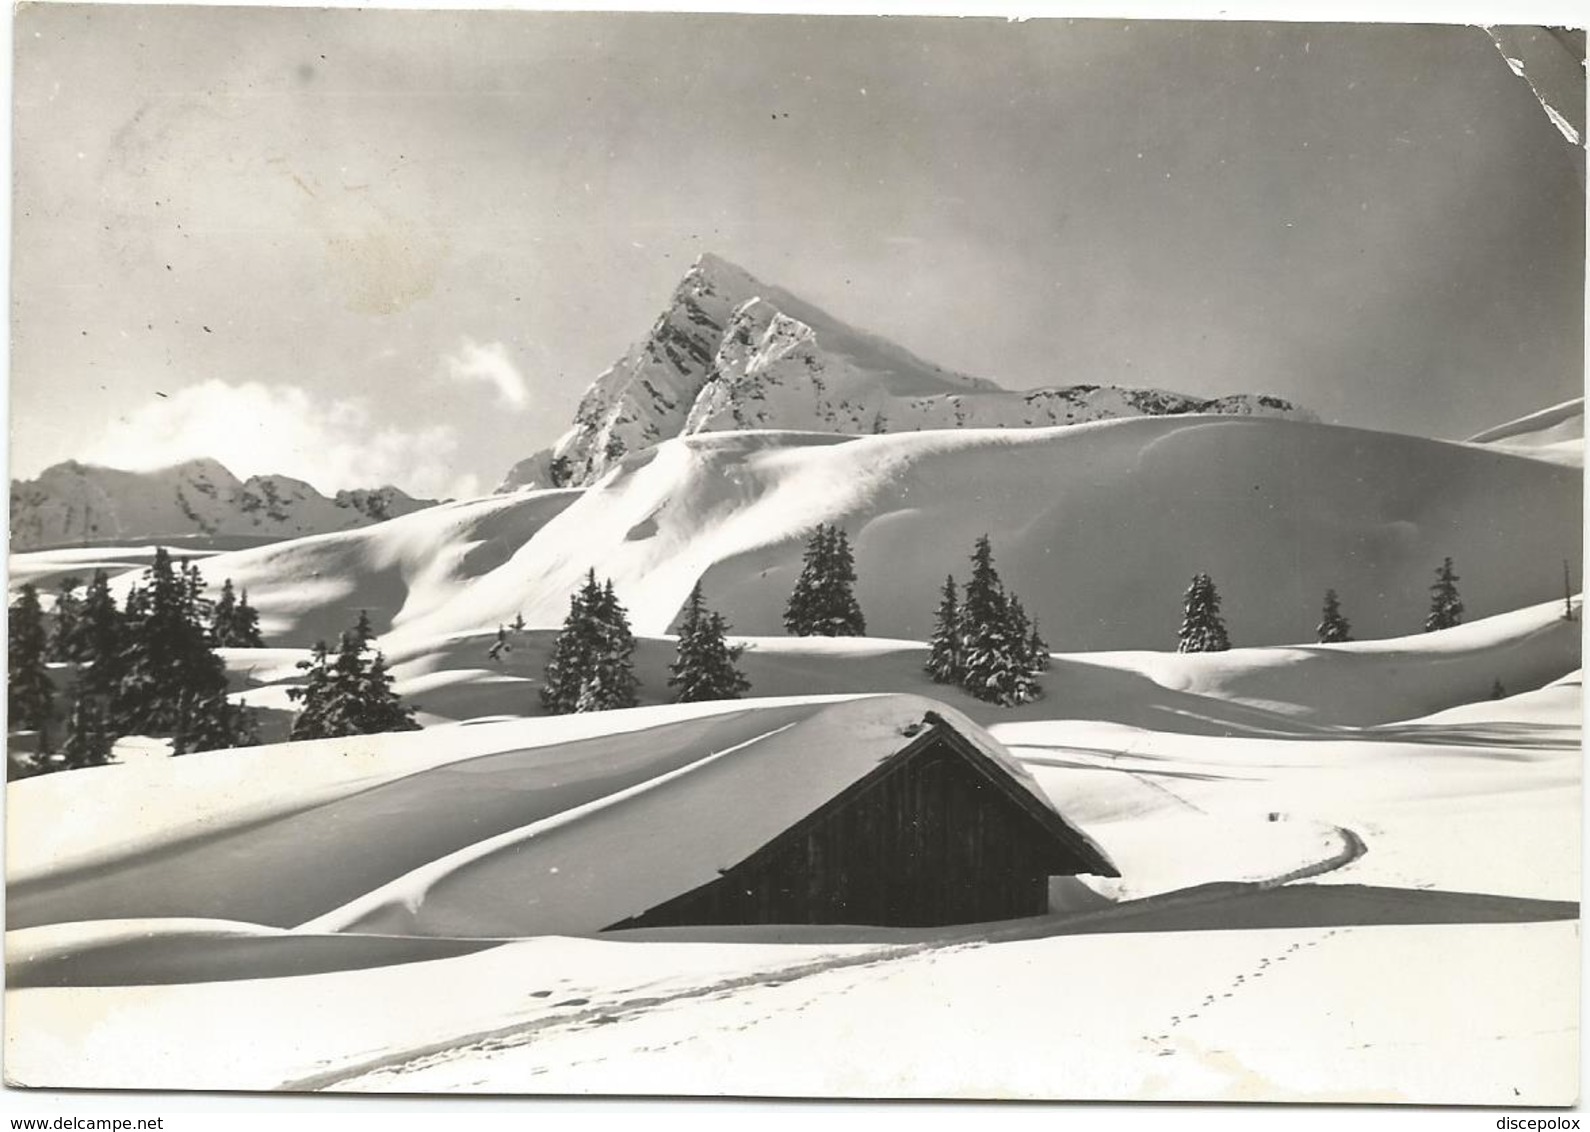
xmin=10 ymin=7 xmax=1584 ymax=499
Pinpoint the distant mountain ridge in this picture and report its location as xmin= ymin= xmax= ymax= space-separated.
xmin=500 ymin=252 xmax=1315 ymax=490
xmin=9 ymin=458 xmax=436 ymax=551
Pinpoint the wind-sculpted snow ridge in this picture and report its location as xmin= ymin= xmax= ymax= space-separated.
xmin=1465 ymin=396 xmax=1583 ymax=467
xmin=396 ymin=414 xmax=1582 ymax=652
xmin=497 ymin=252 xmax=1313 ymax=490
xmin=115 ymin=412 xmax=1582 ymax=651
xmin=9 ymin=457 xmax=438 ymax=551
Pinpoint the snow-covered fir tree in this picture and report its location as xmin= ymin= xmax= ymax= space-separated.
xmin=585 ymin=580 xmax=640 ymax=711
xmin=669 ymin=582 xmax=751 ymax=703
xmin=1005 ymin=594 xmax=1051 ymax=673
xmin=1425 ymin=557 xmax=1464 ymax=632
xmin=925 ymin=574 xmax=962 ymax=685
xmin=112 ymin=549 xmax=247 ymax=752
xmin=1177 ymin=573 xmax=1231 ymax=653
xmin=60 ymin=688 xmax=115 ymax=770
xmin=956 ymin=536 xmax=1043 ymax=706
xmin=541 ymin=573 xmax=603 ymax=714
xmin=541 ymin=571 xmax=640 ymax=714
xmin=351 ymin=650 xmax=418 ymax=734
xmin=288 ymin=642 xmax=335 ymax=739
xmin=288 ymin=611 xmax=418 ymax=739
xmin=50 ymin=577 xmax=85 ymax=662
xmin=1316 ymin=589 xmax=1352 ymax=643
xmin=8 ymin=584 xmax=55 ymax=750
xmin=1025 ymin=619 xmax=1052 ymax=673
xmin=210 ymin=579 xmax=266 ymax=648
xmin=783 ymin=525 xmax=867 ymax=637
xmin=75 ymin=570 xmax=123 ymax=699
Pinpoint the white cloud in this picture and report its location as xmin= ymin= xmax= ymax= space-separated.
xmin=442 ymin=338 xmax=529 ymax=410
xmin=85 ymin=380 xmax=480 ymax=500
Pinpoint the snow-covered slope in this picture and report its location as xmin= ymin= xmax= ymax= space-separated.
xmin=372 ymin=595 xmax=1581 ymax=736
xmin=201 ymin=413 xmax=1572 ymax=653
xmin=109 ymin=488 xmax=583 ymax=646
xmin=1465 ymin=397 xmax=1583 ymax=467
xmin=137 ymin=414 xmax=1583 ymax=652
xmin=6 ymin=615 xmax=1578 ymax=1102
xmin=9 ymin=459 xmax=437 ymax=551
xmin=499 ymin=253 xmax=1313 ymax=489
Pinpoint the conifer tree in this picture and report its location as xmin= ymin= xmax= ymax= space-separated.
xmin=210 ymin=579 xmax=236 ymax=646
xmin=77 ymin=570 xmax=122 ymax=683
xmin=114 ymin=548 xmax=225 ymax=738
xmin=925 ymin=574 xmax=962 ymax=685
xmin=541 ymin=573 xmax=603 ymax=714
xmin=208 ymin=585 xmax=263 ymax=645
xmin=585 ymin=580 xmax=640 ymax=711
xmin=957 ymin=536 xmax=1043 ymax=705
xmin=351 ymin=650 xmax=419 ymax=734
xmin=103 ymin=549 xmax=260 ymax=752
xmin=171 ymin=688 xmax=259 ymax=756
xmin=541 ymin=572 xmax=640 ymax=713
xmin=288 ymin=642 xmax=335 ymax=739
xmin=1490 ymin=678 xmax=1507 ymax=700
xmin=783 ymin=525 xmax=866 ymax=637
xmin=1025 ymin=617 xmax=1053 ymax=674
xmin=783 ymin=526 xmax=827 ymax=635
xmin=287 ymin=613 xmax=417 ymax=739
xmin=669 ymin=582 xmax=751 ymax=703
xmin=1177 ymin=573 xmax=1231 ymax=653
xmin=50 ymin=577 xmax=85 ymax=662
xmin=60 ymin=689 xmax=115 ymax=770
xmin=8 ymin=584 xmax=55 ymax=749
xmin=208 ymin=579 xmax=267 ymax=648
xmin=1316 ymin=589 xmax=1352 ymax=644
xmin=1424 ymin=557 xmax=1464 ymax=633
xmin=819 ymin=527 xmax=867 ymax=637
xmin=230 ymin=588 xmax=266 ymax=648
xmin=1005 ymin=595 xmax=1051 ymax=673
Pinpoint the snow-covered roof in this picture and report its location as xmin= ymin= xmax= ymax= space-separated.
xmin=311 ymin=694 xmax=1117 ymax=938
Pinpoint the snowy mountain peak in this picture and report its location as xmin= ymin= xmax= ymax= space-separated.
xmin=9 ymin=460 xmax=438 ymax=551
xmin=498 ymin=255 xmax=1314 ymax=491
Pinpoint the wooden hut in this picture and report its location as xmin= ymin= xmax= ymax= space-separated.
xmin=609 ymin=709 xmax=1117 ymax=930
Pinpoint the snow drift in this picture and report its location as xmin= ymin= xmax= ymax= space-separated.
xmin=148 ymin=412 xmax=1580 ymax=652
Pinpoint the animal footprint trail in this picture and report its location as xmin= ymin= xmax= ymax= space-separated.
xmin=1142 ymin=931 xmax=1336 ymax=1059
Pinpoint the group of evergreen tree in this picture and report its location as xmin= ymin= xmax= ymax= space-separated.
xmin=7 ymin=585 xmax=55 ymax=765
xmin=288 ymin=611 xmax=419 ymax=739
xmin=925 ymin=536 xmax=1050 ymax=706
xmin=783 ymin=525 xmax=867 ymax=637
xmin=541 ymin=570 xmax=642 ymax=713
xmin=7 ymin=550 xmax=268 ymax=777
xmin=537 ymin=573 xmax=753 ymax=714
xmin=1178 ymin=555 xmax=1472 ymax=653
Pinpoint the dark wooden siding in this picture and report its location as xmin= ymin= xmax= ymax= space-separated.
xmin=610 ymin=737 xmax=1092 ymax=930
